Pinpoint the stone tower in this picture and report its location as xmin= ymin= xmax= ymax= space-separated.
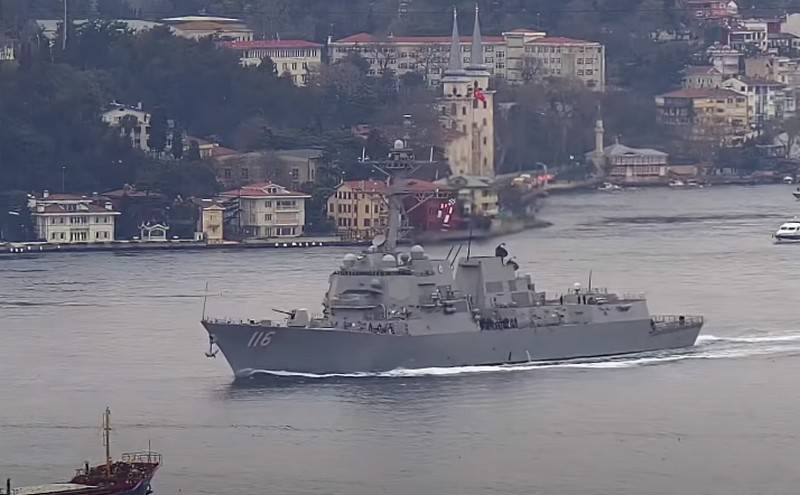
xmin=440 ymin=5 xmax=495 ymax=178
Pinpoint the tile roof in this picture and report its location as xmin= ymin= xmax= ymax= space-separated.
xmin=220 ymin=182 xmax=310 ymax=198
xmin=220 ymin=39 xmax=323 ymax=49
xmin=725 ymin=75 xmax=785 ymax=86
xmin=333 ymin=33 xmax=504 ymax=44
xmin=526 ymin=36 xmax=598 ymax=45
xmin=658 ymin=88 xmax=745 ymax=98
xmin=35 ymin=204 xmax=119 ymax=214
xmin=683 ymin=65 xmax=720 ymax=76
xmin=339 ymin=179 xmax=388 ymax=193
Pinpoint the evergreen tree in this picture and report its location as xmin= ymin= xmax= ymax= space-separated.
xmin=171 ymin=127 xmax=184 ymax=159
xmin=186 ymin=140 xmax=201 ymax=161
xmin=148 ymin=107 xmax=168 ymax=153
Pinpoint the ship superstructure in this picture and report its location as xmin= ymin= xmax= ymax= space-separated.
xmin=201 ymin=139 xmax=703 ymax=378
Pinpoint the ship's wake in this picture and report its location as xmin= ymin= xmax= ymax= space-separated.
xmin=239 ymin=332 xmax=800 ymax=380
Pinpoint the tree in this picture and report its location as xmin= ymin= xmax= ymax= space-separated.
xmin=171 ymin=127 xmax=184 ymax=159
xmin=148 ymin=107 xmax=168 ymax=153
xmin=186 ymin=140 xmax=201 ymax=161
xmin=258 ymin=55 xmax=278 ymax=76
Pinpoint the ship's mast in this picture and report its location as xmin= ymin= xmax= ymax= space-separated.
xmin=102 ymin=407 xmax=112 ymax=477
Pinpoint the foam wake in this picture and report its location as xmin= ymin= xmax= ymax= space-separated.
xmin=240 ymin=332 xmax=800 ymax=380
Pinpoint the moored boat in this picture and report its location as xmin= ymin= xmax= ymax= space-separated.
xmin=792 ymin=187 xmax=800 ymax=200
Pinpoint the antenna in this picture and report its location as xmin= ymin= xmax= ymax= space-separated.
xmin=62 ymin=0 xmax=68 ymax=51
xmin=102 ymin=407 xmax=112 ymax=478
xmin=466 ymin=220 xmax=473 ymax=260
xmin=449 ymin=244 xmax=463 ymax=269
xmin=201 ymin=281 xmax=209 ymax=320
xmin=588 ymin=270 xmax=593 ymax=292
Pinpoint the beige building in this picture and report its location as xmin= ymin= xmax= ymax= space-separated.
xmin=434 ymin=175 xmax=498 ymax=217
xmin=212 ymin=149 xmax=322 ymax=189
xmin=655 ymin=88 xmax=750 ymax=144
xmin=439 ymin=7 xmax=495 ymax=178
xmin=196 ymin=200 xmax=225 ymax=244
xmin=219 ymin=40 xmax=323 ymax=86
xmin=521 ymin=36 xmax=606 ymax=90
xmin=327 ymin=180 xmax=388 ymax=240
xmin=0 ymin=38 xmax=15 ymax=62
xmin=220 ymin=182 xmax=310 ymax=239
xmin=162 ymin=16 xmax=253 ymax=42
xmin=328 ymin=15 xmax=605 ymax=90
xmin=28 ymin=192 xmax=120 ymax=243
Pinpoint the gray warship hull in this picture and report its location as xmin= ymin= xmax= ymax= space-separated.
xmin=202 ymin=318 xmax=702 ymax=378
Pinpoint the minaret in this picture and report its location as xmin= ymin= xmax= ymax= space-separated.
xmin=443 ymin=8 xmax=467 ymax=78
xmin=592 ymin=107 xmax=606 ymax=173
xmin=466 ymin=4 xmax=490 ymax=78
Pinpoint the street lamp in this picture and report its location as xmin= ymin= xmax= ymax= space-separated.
xmin=61 ymin=165 xmax=67 ymax=193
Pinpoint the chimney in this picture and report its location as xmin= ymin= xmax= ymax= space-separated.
xmin=36 ymin=205 xmax=45 ymax=213
xmin=137 ymin=102 xmax=143 ymax=110
xmin=42 ymin=189 xmax=50 ymax=199
xmin=104 ymin=202 xmax=113 ymax=211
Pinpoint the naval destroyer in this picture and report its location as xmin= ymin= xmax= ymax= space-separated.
xmin=201 ymin=138 xmax=704 ymax=378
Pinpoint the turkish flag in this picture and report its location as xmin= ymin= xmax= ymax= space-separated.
xmin=474 ymin=88 xmax=486 ymax=103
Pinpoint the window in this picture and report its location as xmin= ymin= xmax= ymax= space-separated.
xmin=277 ymin=200 xmax=296 ymax=210
xmin=51 ymin=233 xmax=56 ymax=240
xmin=292 ymin=62 xmax=297 ymax=70
xmin=265 ymin=214 xmax=272 ymax=221
xmin=224 ymin=168 xmax=232 ymax=178
xmin=462 ymin=106 xmax=467 ymax=115
xmin=290 ymin=168 xmax=300 ymax=180
xmin=302 ymin=62 xmax=308 ymax=69
xmin=241 ymin=168 xmax=249 ymax=178
xmin=365 ymin=204 xmax=370 ymax=214
xmin=364 ymin=218 xmax=371 ymax=227
xmin=451 ymin=103 xmax=457 ymax=115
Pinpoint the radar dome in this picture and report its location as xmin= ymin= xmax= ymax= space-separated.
xmin=394 ymin=139 xmax=405 ymax=149
xmin=410 ymin=245 xmax=425 ymax=259
xmin=342 ymin=253 xmax=357 ymax=267
xmin=381 ymin=254 xmax=397 ymax=267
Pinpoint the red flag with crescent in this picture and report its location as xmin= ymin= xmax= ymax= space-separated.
xmin=474 ymin=88 xmax=486 ymax=103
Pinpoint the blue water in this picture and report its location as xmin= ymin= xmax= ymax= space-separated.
xmin=2 ymin=185 xmax=800 ymax=494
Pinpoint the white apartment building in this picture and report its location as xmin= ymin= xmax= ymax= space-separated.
xmin=219 ymin=40 xmax=323 ymax=85
xmin=220 ymin=182 xmax=310 ymax=238
xmin=0 ymin=39 xmax=15 ymax=61
xmin=28 ymin=192 xmax=120 ymax=243
xmin=328 ymin=25 xmax=605 ymax=90
xmin=102 ymin=104 xmax=152 ymax=152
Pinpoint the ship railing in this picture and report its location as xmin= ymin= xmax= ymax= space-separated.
xmin=651 ymin=314 xmax=704 ymax=328
xmin=121 ymin=451 xmax=162 ymax=465
xmin=203 ymin=317 xmax=281 ymax=326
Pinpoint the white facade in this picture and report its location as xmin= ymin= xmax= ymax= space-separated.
xmin=28 ymin=193 xmax=119 ymax=243
xmin=220 ymin=182 xmax=310 ymax=239
xmin=102 ymin=105 xmax=151 ymax=151
xmin=0 ymin=40 xmax=15 ymax=61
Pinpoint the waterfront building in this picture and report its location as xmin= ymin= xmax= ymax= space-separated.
xmin=327 ymin=180 xmax=388 ymax=240
xmin=196 ymin=200 xmax=225 ymax=244
xmin=684 ymin=0 xmax=738 ymax=20
xmin=439 ymin=7 xmax=495 ymax=178
xmin=721 ymin=75 xmax=785 ymax=128
xmin=655 ymin=88 xmax=750 ymax=144
xmin=328 ymin=18 xmax=605 ymax=90
xmin=218 ymin=40 xmax=323 ymax=85
xmin=591 ymin=141 xmax=670 ymax=183
xmin=138 ymin=222 xmax=169 ymax=241
xmin=434 ymin=175 xmax=498 ymax=217
xmin=212 ymin=149 xmax=322 ymax=190
xmin=161 ymin=16 xmax=253 ymax=42
xmin=220 ymin=182 xmax=310 ymax=239
xmin=28 ymin=191 xmax=120 ymax=243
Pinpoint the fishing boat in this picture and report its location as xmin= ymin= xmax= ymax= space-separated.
xmin=3 ymin=409 xmax=160 ymax=495
xmin=792 ymin=187 xmax=800 ymax=200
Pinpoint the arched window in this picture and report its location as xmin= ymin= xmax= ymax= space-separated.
xmin=451 ymin=103 xmax=457 ymax=115
xmin=483 ymin=100 xmax=487 ymax=109
xmin=462 ymin=106 xmax=467 ymax=115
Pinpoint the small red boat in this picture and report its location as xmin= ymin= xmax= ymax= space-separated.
xmin=4 ymin=409 xmax=160 ymax=495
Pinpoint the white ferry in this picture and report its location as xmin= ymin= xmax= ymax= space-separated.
xmin=774 ymin=218 xmax=800 ymax=243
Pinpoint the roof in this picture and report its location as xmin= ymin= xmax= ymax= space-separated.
xmin=339 ymin=179 xmax=388 ymax=194
xmin=724 ymin=75 xmax=785 ymax=87
xmin=274 ymin=149 xmax=324 ymax=160
xmin=333 ymin=33 xmax=504 ymax=44
xmin=172 ymin=21 xmax=249 ymax=31
xmin=658 ymin=88 xmax=745 ymax=98
xmin=397 ymin=179 xmax=453 ymax=193
xmin=34 ymin=204 xmax=120 ymax=215
xmin=525 ymin=36 xmax=598 ymax=45
xmin=220 ymin=182 xmax=310 ymax=198
xmin=161 ymin=16 xmax=242 ymax=23
xmin=211 ymin=147 xmax=240 ymax=158
xmin=220 ymin=40 xmax=322 ymax=49
xmin=36 ymin=193 xmax=90 ymax=201
xmin=683 ymin=65 xmax=721 ymax=76
xmin=603 ymin=143 xmax=669 ymax=157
